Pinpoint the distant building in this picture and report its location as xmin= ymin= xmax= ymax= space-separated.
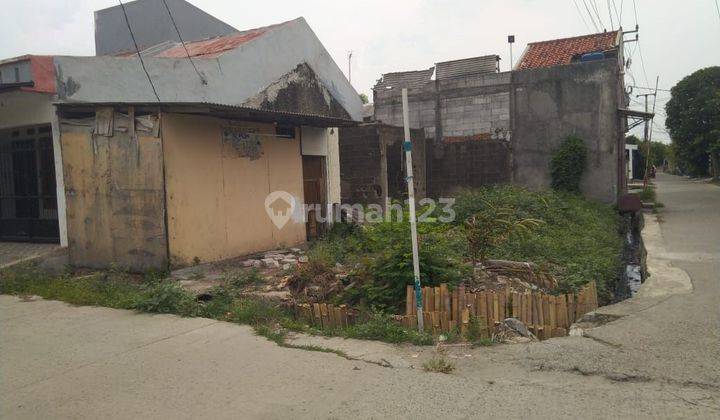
xmin=363 ymin=31 xmax=638 ymax=204
xmin=0 ymin=0 xmax=361 ymax=270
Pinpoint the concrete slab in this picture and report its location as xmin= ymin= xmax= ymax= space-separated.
xmin=0 ymin=242 xmax=60 ymax=269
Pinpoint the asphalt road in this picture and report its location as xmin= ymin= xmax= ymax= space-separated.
xmin=1 ymin=173 xmax=718 ymax=419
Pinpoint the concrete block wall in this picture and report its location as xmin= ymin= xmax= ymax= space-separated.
xmin=339 ymin=124 xmax=384 ymax=205
xmin=511 ymin=60 xmax=621 ymax=203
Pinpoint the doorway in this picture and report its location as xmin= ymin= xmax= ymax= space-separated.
xmin=0 ymin=125 xmax=59 ymax=243
xmin=302 ymin=155 xmax=326 ymax=240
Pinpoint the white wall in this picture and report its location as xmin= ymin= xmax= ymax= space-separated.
xmin=0 ymin=91 xmax=67 ymax=246
xmin=301 ymin=126 xmax=341 ymax=212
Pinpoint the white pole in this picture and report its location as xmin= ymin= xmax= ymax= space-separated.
xmin=401 ymin=88 xmax=424 ymax=333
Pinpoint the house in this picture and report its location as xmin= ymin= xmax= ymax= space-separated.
xmin=0 ymin=0 xmax=362 ymax=270
xmin=366 ymin=31 xmax=642 ymax=203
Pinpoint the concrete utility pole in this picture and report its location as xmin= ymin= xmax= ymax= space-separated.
xmin=637 ymin=82 xmax=657 ymax=188
xmin=401 ymin=88 xmax=423 ymax=333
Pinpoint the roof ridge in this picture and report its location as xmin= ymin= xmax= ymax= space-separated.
xmin=526 ymin=30 xmax=619 ymax=46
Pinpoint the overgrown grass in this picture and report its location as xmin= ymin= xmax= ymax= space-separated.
xmin=452 ymin=186 xmax=623 ymax=299
xmin=0 ymin=263 xmax=432 ymax=347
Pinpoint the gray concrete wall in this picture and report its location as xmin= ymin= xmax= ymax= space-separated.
xmin=511 ymin=60 xmax=621 ymax=203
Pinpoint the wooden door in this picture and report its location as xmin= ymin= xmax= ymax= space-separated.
xmin=302 ymin=155 xmax=326 ymax=240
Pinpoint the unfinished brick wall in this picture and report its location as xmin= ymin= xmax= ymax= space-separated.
xmin=339 ymin=124 xmax=384 ymax=205
xmin=339 ymin=123 xmax=426 ymax=206
xmin=427 ymin=139 xmax=510 ymax=198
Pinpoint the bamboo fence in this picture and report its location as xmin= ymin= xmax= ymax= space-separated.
xmin=292 ymin=281 xmax=599 ymax=340
xmin=401 ymin=281 xmax=599 ymax=340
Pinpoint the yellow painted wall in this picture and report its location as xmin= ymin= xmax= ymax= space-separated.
xmin=60 ymin=126 xmax=167 ymax=270
xmin=162 ymin=113 xmax=306 ymax=265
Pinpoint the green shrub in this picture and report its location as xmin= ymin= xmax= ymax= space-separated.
xmin=340 ymin=220 xmax=469 ymax=312
xmin=133 ymin=282 xmax=197 ymax=316
xmin=339 ymin=312 xmax=433 ymax=345
xmin=453 ymin=186 xmax=622 ymax=298
xmin=550 ymin=135 xmax=587 ymax=193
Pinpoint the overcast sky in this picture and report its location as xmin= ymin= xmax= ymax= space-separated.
xmin=1 ymin=0 xmax=719 ymax=142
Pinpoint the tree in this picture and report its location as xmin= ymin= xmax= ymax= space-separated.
xmin=359 ymin=93 xmax=369 ymax=104
xmin=665 ymin=67 xmax=720 ymax=178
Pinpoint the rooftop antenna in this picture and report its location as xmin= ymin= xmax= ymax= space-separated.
xmin=508 ymin=35 xmax=515 ymax=71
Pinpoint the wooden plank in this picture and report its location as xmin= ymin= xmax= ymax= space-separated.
xmin=440 ymin=283 xmax=450 ymax=313
xmin=549 ymin=296 xmax=557 ymax=329
xmin=327 ymin=304 xmax=336 ymax=328
xmin=320 ymin=303 xmax=330 ymax=328
xmin=313 ymin=303 xmax=322 ymax=327
xmin=537 ymin=294 xmax=545 ymax=327
xmin=406 ymin=285 xmax=413 ymax=316
xmin=340 ymin=305 xmax=349 ymax=328
xmin=432 ymin=311 xmax=441 ymax=332
xmin=452 ymin=287 xmax=460 ymax=323
xmin=478 ymin=292 xmax=488 ymax=326
xmin=461 ymin=307 xmax=470 ymax=336
xmin=458 ymin=284 xmax=466 ymax=325
xmin=567 ymin=293 xmax=575 ymax=324
xmin=492 ymin=292 xmax=500 ymax=325
xmin=440 ymin=311 xmax=449 ymax=332
xmin=434 ymin=287 xmax=442 ymax=312
xmin=468 ymin=293 xmax=476 ymax=317
xmin=334 ymin=307 xmax=343 ymax=329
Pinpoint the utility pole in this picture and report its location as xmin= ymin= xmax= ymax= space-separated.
xmin=637 ymin=83 xmax=657 ymax=188
xmin=508 ymin=35 xmax=515 ymax=71
xmin=347 ymin=51 xmax=353 ymax=83
xmin=401 ymin=88 xmax=423 ymax=333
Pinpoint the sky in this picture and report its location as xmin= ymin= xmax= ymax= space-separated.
xmin=1 ymin=0 xmax=719 ymax=143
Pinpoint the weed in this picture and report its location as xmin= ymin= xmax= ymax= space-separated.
xmin=422 ymin=357 xmax=455 ymax=374
xmin=550 ymin=135 xmax=587 ymax=193
xmin=224 ymin=268 xmax=264 ymax=288
xmin=133 ymin=282 xmax=197 ymax=316
xmin=336 ymin=312 xmax=434 ymax=345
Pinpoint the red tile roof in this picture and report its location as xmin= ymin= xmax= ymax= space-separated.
xmin=516 ymin=31 xmax=619 ymax=70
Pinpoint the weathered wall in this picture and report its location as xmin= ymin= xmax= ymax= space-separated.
xmin=60 ymin=112 xmax=167 ymax=270
xmin=1 ymin=90 xmax=68 ymax=246
xmin=162 ymin=113 xmax=305 ymax=266
xmin=426 ymin=139 xmax=510 ymax=198
xmin=55 ymin=18 xmax=363 ymax=121
xmin=339 ymin=124 xmax=383 ymax=205
xmin=339 ymin=123 xmax=425 ymax=206
xmin=511 ymin=60 xmax=621 ymax=203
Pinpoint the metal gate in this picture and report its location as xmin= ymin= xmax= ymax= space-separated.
xmin=0 ymin=125 xmax=59 ymax=242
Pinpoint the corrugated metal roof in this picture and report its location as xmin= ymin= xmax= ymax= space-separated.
xmin=114 ymin=21 xmax=290 ymax=59
xmin=435 ymin=55 xmax=499 ymax=79
xmin=516 ymin=31 xmax=619 ymax=70
xmin=374 ymin=67 xmax=434 ymax=90
xmin=55 ymin=101 xmax=357 ymax=127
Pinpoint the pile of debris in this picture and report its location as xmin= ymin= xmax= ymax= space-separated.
xmin=240 ymin=248 xmax=309 ymax=270
xmin=468 ymin=259 xmax=558 ymax=294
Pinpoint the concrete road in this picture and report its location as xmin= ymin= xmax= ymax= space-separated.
xmin=1 ymin=174 xmax=718 ymax=419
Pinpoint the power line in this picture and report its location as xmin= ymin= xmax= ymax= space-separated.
xmin=715 ymin=0 xmax=720 ymax=23
xmin=161 ymin=0 xmax=207 ymax=85
xmin=118 ymin=0 xmax=161 ymax=102
xmin=581 ymin=0 xmax=600 ymax=31
xmin=573 ymin=0 xmax=592 ymax=32
xmin=611 ymin=0 xmax=620 ymax=27
xmin=607 ymin=0 xmax=615 ymax=29
xmin=630 ymin=85 xmax=671 ymax=92
xmin=590 ymin=0 xmax=606 ymax=30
